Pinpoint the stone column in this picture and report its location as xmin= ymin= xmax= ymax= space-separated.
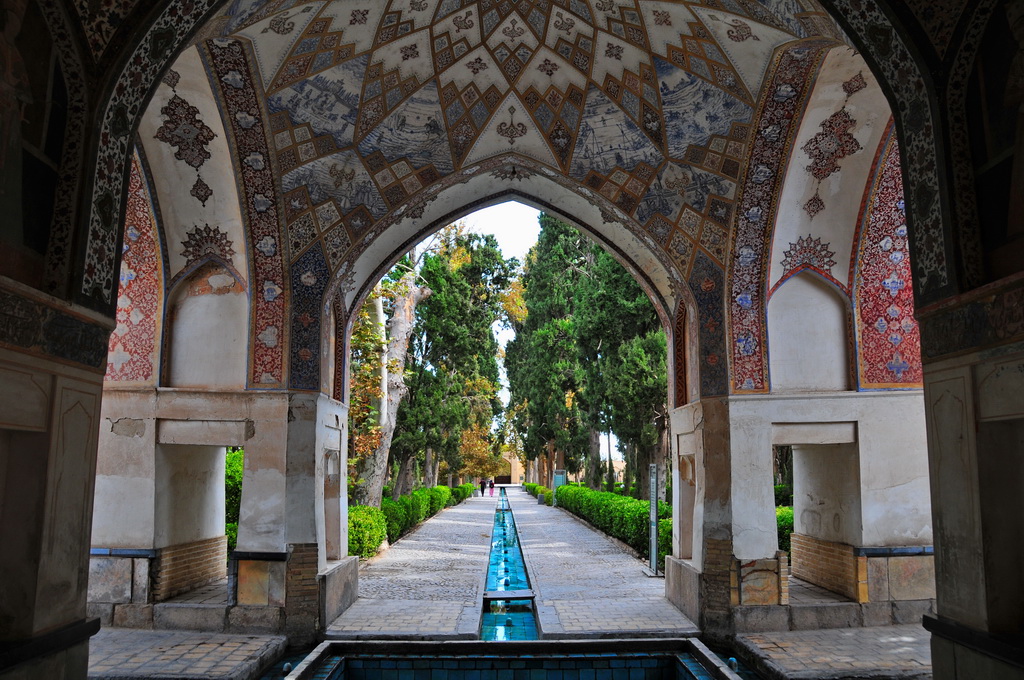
xmin=0 ymin=336 xmax=106 ymax=680
xmin=923 ymin=346 xmax=1024 ymax=680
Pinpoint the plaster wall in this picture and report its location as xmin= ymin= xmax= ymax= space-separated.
xmin=165 ymin=274 xmax=248 ymax=389
xmin=283 ymin=392 xmax=347 ymax=571
xmin=92 ymin=389 xmax=290 ymax=552
xmin=767 ymin=273 xmax=849 ymax=392
xmin=154 ymin=444 xmax=225 ymax=548
xmin=92 ymin=390 xmax=157 ymax=546
xmin=728 ymin=390 xmax=930 ymax=559
xmin=793 ymin=443 xmax=861 ymax=545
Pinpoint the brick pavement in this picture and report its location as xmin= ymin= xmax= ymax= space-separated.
xmin=88 ymin=628 xmax=286 ymax=679
xmin=735 ymin=625 xmax=932 ymax=679
xmin=325 ymin=492 xmax=496 ymax=639
xmin=505 ymin=487 xmax=699 ymax=639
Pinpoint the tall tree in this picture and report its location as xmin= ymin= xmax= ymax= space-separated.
xmin=351 ymin=253 xmax=431 ymax=507
xmin=505 ymin=214 xmax=590 ymax=482
xmin=390 ymin=227 xmax=515 ymax=496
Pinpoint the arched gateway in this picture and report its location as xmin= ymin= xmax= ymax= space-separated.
xmin=0 ymin=1 xmax=1021 ymax=679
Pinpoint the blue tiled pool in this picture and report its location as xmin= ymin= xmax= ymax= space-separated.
xmin=481 ymin=490 xmax=538 ymax=641
xmin=298 ymin=651 xmax=722 ymax=680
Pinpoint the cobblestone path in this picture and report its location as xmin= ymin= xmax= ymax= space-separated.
xmin=505 ymin=486 xmax=700 ymax=638
xmin=325 ymin=493 xmax=495 ymax=639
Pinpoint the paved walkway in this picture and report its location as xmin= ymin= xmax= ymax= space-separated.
xmin=735 ymin=625 xmax=932 ymax=679
xmin=88 ymin=629 xmax=286 ymax=679
xmin=325 ymin=491 xmax=495 ymax=639
xmin=506 ymin=487 xmax=699 ymax=638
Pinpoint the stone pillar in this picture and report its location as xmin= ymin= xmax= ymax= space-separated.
xmin=923 ymin=346 xmax=1024 ymax=680
xmin=0 ymin=333 xmax=106 ymax=679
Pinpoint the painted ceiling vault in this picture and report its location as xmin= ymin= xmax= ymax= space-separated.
xmin=179 ymin=0 xmax=846 ymax=300
xmin=118 ymin=0 xmax=924 ymax=395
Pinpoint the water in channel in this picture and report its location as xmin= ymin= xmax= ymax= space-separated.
xmin=480 ymin=488 xmax=539 ymax=641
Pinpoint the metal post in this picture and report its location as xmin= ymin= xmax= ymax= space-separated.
xmin=649 ymin=463 xmax=658 ymax=573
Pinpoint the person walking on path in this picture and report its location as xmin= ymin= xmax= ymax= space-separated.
xmin=480 ymin=478 xmax=486 ymax=497
xmin=489 ymin=479 xmax=494 ymax=496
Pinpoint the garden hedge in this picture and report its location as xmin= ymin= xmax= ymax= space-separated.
xmin=776 ymin=506 xmax=794 ymax=553
xmin=348 ymin=505 xmax=387 ymax=559
xmin=349 ymin=483 xmax=476 ymax=559
xmin=555 ymin=485 xmax=672 ymax=562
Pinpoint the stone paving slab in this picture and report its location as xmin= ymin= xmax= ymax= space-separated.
xmin=325 ymin=494 xmax=495 ymax=639
xmin=88 ymin=628 xmax=286 ymax=679
xmin=505 ymin=487 xmax=699 ymax=639
xmin=735 ymin=624 xmax=932 ymax=680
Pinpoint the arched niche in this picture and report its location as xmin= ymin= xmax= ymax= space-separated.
xmin=767 ymin=271 xmax=851 ymax=392
xmin=163 ymin=261 xmax=250 ymax=389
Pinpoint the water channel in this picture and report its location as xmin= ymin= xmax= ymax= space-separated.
xmin=480 ymin=488 xmax=539 ymax=641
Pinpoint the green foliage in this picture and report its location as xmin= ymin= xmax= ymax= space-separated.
xmin=543 ymin=489 xmax=554 ymax=506
xmin=348 ymin=506 xmax=387 ymax=559
xmin=658 ymin=518 xmax=673 ymax=569
xmin=225 ymin=447 xmax=244 ymax=525
xmin=391 ymin=229 xmax=517 ymax=487
xmin=429 ymin=485 xmax=452 ymax=513
xmin=380 ymin=498 xmax=407 ymax=543
xmin=777 ymin=506 xmax=794 ymax=553
xmin=774 ymin=484 xmax=793 ymax=507
xmin=225 ymin=447 xmax=244 ymax=551
xmin=524 ymin=483 xmax=539 ymax=497
xmin=556 ymin=485 xmax=670 ymax=558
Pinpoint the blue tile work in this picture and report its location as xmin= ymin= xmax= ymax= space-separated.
xmin=688 ymin=251 xmax=728 ymax=397
xmin=289 ymin=243 xmax=330 ymax=390
xmin=316 ymin=653 xmax=717 ymax=679
xmin=481 ymin=491 xmax=539 ymax=641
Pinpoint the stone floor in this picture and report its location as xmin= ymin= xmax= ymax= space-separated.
xmin=88 ymin=628 xmax=286 ymax=680
xmin=735 ymin=625 xmax=932 ymax=679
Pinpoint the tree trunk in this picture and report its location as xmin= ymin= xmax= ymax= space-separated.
xmin=586 ymin=427 xmax=602 ymax=489
xmin=393 ymin=454 xmax=415 ymax=498
xmin=354 ymin=270 xmax=431 ymax=507
xmin=424 ymin=447 xmax=436 ymax=488
xmin=606 ymin=430 xmax=615 ymax=491
xmin=656 ymin=407 xmax=669 ymax=503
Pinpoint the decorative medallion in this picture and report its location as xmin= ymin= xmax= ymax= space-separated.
xmin=180 ymin=224 xmax=235 ymax=266
xmin=780 ymin=234 xmax=836 ymax=274
xmin=801 ymin=76 xmax=866 ymax=219
xmin=154 ymin=85 xmax=218 ymax=208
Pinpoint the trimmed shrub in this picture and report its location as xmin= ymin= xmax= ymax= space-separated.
xmin=348 ymin=505 xmax=387 ymax=559
xmin=410 ymin=488 xmax=431 ymax=523
xmin=658 ymin=518 xmax=672 ymax=568
xmin=543 ymin=488 xmax=553 ymax=506
xmin=454 ymin=482 xmax=476 ymax=502
xmin=380 ymin=498 xmax=407 ymax=543
xmin=556 ymin=484 xmax=671 ymax=557
xmin=777 ymin=506 xmax=794 ymax=554
xmin=524 ymin=483 xmax=539 ymax=497
xmin=429 ymin=485 xmax=452 ymax=514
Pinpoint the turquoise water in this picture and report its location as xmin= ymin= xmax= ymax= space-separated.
xmin=480 ymin=489 xmax=539 ymax=640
